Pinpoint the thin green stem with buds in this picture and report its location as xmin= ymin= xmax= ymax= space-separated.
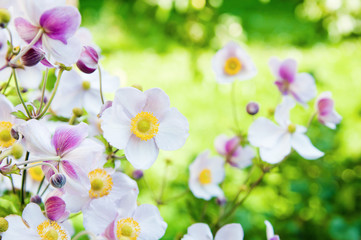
xmin=13 ymin=69 xmax=32 ymax=118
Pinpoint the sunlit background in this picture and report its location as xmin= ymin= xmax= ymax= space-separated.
xmin=73 ymin=0 xmax=361 ymax=239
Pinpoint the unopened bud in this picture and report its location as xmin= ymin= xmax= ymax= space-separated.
xmin=0 ymin=164 xmax=20 ymax=175
xmin=50 ymin=173 xmax=66 ymax=188
xmin=246 ymin=102 xmax=259 ymax=115
xmin=0 ymin=217 xmax=8 ymax=232
xmin=72 ymin=107 xmax=83 ymax=117
xmin=30 ymin=195 xmax=42 ymax=205
xmin=132 ymin=170 xmax=143 ymax=180
xmin=76 ymin=46 xmax=99 ymax=74
xmin=11 ymin=143 xmax=23 ymax=159
xmin=21 ymin=47 xmax=45 ymax=67
xmin=216 ymin=196 xmax=226 ymax=206
xmin=131 ymin=84 xmax=143 ymax=91
xmin=0 ymin=9 xmax=10 ymax=28
xmin=11 ymin=128 xmax=19 ymax=140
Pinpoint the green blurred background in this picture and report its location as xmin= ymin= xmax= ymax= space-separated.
xmin=76 ymin=0 xmax=361 ymax=239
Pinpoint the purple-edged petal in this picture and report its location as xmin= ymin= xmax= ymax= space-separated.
xmin=215 ymin=223 xmax=244 ymax=240
xmin=225 ymin=136 xmax=240 ymax=155
xmin=40 ymin=6 xmax=81 ymax=44
xmin=279 ymin=58 xmax=297 ymax=83
xmin=42 ymin=161 xmax=57 ymax=180
xmin=45 ymin=196 xmax=67 ymax=221
xmin=52 ymin=122 xmax=88 ymax=156
xmin=60 ymin=160 xmax=82 ymax=180
xmin=76 ymin=46 xmax=99 ymax=74
xmin=14 ymin=17 xmax=40 ymax=44
xmin=125 ymin=135 xmax=159 ymax=170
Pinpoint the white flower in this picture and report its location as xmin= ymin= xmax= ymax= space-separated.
xmin=189 ymin=150 xmax=225 ymax=200
xmin=182 ymin=223 xmax=244 ymax=240
xmin=212 ymin=41 xmax=257 ymax=84
xmin=101 ymin=87 xmax=189 ymax=170
xmin=248 ymin=97 xmax=324 ymax=164
xmin=0 ymin=94 xmax=17 ymax=151
xmin=265 ymin=220 xmax=280 ymax=240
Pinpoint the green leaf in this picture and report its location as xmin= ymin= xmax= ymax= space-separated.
xmin=11 ymin=110 xmax=29 ymax=120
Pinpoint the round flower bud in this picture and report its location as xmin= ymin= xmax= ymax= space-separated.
xmin=0 ymin=217 xmax=8 ymax=232
xmin=72 ymin=107 xmax=83 ymax=117
xmin=11 ymin=128 xmax=19 ymax=140
xmin=11 ymin=143 xmax=23 ymax=159
xmin=76 ymin=46 xmax=99 ymax=74
xmin=246 ymin=101 xmax=259 ymax=115
xmin=216 ymin=196 xmax=226 ymax=206
xmin=132 ymin=170 xmax=144 ymax=180
xmin=131 ymin=84 xmax=143 ymax=92
xmin=21 ymin=47 xmax=45 ymax=67
xmin=30 ymin=195 xmax=42 ymax=205
xmin=0 ymin=9 xmax=10 ymax=28
xmin=50 ymin=173 xmax=67 ymax=189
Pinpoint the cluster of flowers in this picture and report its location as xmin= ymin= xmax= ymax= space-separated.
xmin=0 ymin=0 xmax=341 ymax=239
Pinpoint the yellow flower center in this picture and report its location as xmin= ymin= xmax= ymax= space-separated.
xmin=82 ymin=81 xmax=91 ymax=90
xmin=37 ymin=220 xmax=67 ymax=240
xmin=0 ymin=121 xmax=15 ymax=148
xmin=88 ymin=168 xmax=113 ymax=198
xmin=29 ymin=165 xmax=45 ymax=182
xmin=116 ymin=218 xmax=141 ymax=240
xmin=131 ymin=112 xmax=159 ymax=141
xmin=288 ymin=123 xmax=296 ymax=133
xmin=199 ymin=168 xmax=212 ymax=185
xmin=224 ymin=57 xmax=242 ymax=75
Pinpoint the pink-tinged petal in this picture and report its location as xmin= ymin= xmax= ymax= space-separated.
xmin=268 ymin=57 xmax=282 ymax=78
xmin=274 ymin=79 xmax=289 ymax=95
xmin=279 ymin=58 xmax=297 ymax=83
xmin=215 ymin=223 xmax=244 ymax=240
xmin=155 ymin=107 xmax=189 ymax=151
xmin=3 ymin=215 xmax=39 ymax=239
xmin=40 ymin=6 xmax=81 ymax=44
xmin=45 ymin=196 xmax=67 ymax=221
xmin=52 ymin=122 xmax=88 ymax=156
xmin=103 ymin=220 xmax=116 ymax=240
xmin=60 ymin=160 xmax=82 ymax=180
xmin=0 ymin=94 xmax=14 ymax=121
xmin=183 ymin=223 xmax=213 ymax=240
xmin=142 ymin=88 xmax=170 ymax=119
xmin=134 ymin=204 xmax=167 ymax=240
xmin=259 ymin=133 xmax=291 ymax=164
xmin=22 ymin=203 xmax=47 ymax=228
xmin=248 ymin=118 xmax=284 ymax=149
xmin=41 ymin=58 xmax=55 ymax=68
xmin=42 ymin=161 xmax=57 ymax=180
xmin=18 ymin=119 xmax=56 ymax=157
xmin=274 ymin=97 xmax=295 ymax=127
xmin=125 ymin=135 xmax=159 ymax=170
xmin=291 ymin=133 xmax=324 ymax=160
xmin=76 ymin=46 xmax=99 ymax=74
xmin=317 ymin=97 xmax=334 ymax=116
xmin=113 ymin=87 xmax=146 ymax=119
xmin=289 ymin=73 xmax=317 ymax=104
xmin=14 ymin=17 xmax=40 ymax=43
xmin=214 ymin=134 xmax=228 ymax=156
xmin=265 ymin=220 xmax=275 ymax=240
xmin=225 ymin=136 xmax=240 ymax=155
xmin=320 ymin=111 xmax=342 ymax=129
xmin=230 ymin=145 xmax=255 ymax=169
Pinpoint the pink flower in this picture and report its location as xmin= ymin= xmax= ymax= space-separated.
xmin=182 ymin=223 xmax=244 ymax=240
xmin=248 ymin=97 xmax=323 ymax=164
xmin=269 ymin=57 xmax=317 ymax=104
xmin=316 ymin=92 xmax=341 ymax=129
xmin=76 ymin=46 xmax=99 ymax=74
xmin=214 ymin=134 xmax=254 ymax=168
xmin=212 ymin=41 xmax=257 ymax=84
xmin=100 ymin=87 xmax=189 ymax=170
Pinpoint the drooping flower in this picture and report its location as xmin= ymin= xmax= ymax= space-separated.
xmin=0 ymin=94 xmax=17 ymax=150
xmin=315 ymin=91 xmax=342 ymax=129
xmin=248 ymin=97 xmax=324 ymax=164
xmin=101 ymin=87 xmax=189 ymax=170
xmin=269 ymin=57 xmax=317 ymax=104
xmin=76 ymin=46 xmax=99 ymax=74
xmin=265 ymin=220 xmax=280 ymax=240
xmin=182 ymin=223 xmax=244 ymax=240
xmin=212 ymin=41 xmax=257 ymax=84
xmin=14 ymin=0 xmax=82 ymax=65
xmin=2 ymin=203 xmax=71 ymax=240
xmin=189 ymin=150 xmax=225 ymax=200
xmin=214 ymin=134 xmax=255 ymax=168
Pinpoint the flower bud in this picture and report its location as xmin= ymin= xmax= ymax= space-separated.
xmin=0 ymin=217 xmax=8 ymax=232
xmin=246 ymin=101 xmax=259 ymax=115
xmin=50 ymin=173 xmax=66 ymax=188
xmin=216 ymin=196 xmax=226 ymax=206
xmin=21 ymin=47 xmax=45 ymax=67
xmin=30 ymin=195 xmax=42 ymax=205
xmin=0 ymin=164 xmax=20 ymax=175
xmin=72 ymin=107 xmax=83 ymax=117
xmin=11 ymin=143 xmax=23 ymax=159
xmin=131 ymin=84 xmax=143 ymax=91
xmin=11 ymin=128 xmax=20 ymax=140
xmin=0 ymin=9 xmax=10 ymax=28
xmin=132 ymin=170 xmax=144 ymax=180
xmin=76 ymin=46 xmax=99 ymax=74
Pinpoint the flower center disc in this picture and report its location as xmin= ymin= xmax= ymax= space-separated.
xmin=199 ymin=169 xmax=212 ymax=185
xmin=0 ymin=121 xmax=15 ymax=148
xmin=224 ymin=57 xmax=242 ymax=75
xmin=116 ymin=218 xmax=141 ymax=240
xmin=37 ymin=220 xmax=67 ymax=240
xmin=29 ymin=165 xmax=45 ymax=182
xmin=82 ymin=81 xmax=91 ymax=90
xmin=288 ymin=124 xmax=296 ymax=133
xmin=131 ymin=112 xmax=159 ymax=141
xmin=88 ymin=169 xmax=113 ymax=198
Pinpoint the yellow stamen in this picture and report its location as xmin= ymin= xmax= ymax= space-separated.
xmin=29 ymin=165 xmax=45 ymax=182
xmin=131 ymin=112 xmax=159 ymax=141
xmin=37 ymin=220 xmax=67 ymax=240
xmin=116 ymin=218 xmax=141 ymax=240
xmin=0 ymin=121 xmax=15 ymax=148
xmin=288 ymin=124 xmax=296 ymax=133
xmin=82 ymin=81 xmax=91 ymax=90
xmin=224 ymin=57 xmax=242 ymax=75
xmin=88 ymin=169 xmax=113 ymax=198
xmin=199 ymin=168 xmax=212 ymax=185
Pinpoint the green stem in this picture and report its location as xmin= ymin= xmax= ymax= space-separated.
xmin=20 ymin=152 xmax=30 ymax=207
xmin=16 ymin=157 xmax=61 ymax=166
xmin=37 ymin=68 xmax=49 ymax=115
xmin=2 ymin=71 xmax=13 ymax=95
xmin=72 ymin=230 xmax=97 ymax=240
xmin=36 ymin=176 xmax=45 ymax=195
xmin=20 ymin=162 xmax=58 ymax=174
xmin=231 ymin=82 xmax=241 ymax=133
xmin=10 ymin=28 xmax=43 ymax=64
xmin=98 ymin=66 xmax=104 ymax=104
xmin=13 ymin=69 xmax=32 ymax=118
xmin=37 ymin=68 xmax=64 ymax=119
xmin=307 ymin=112 xmax=317 ymax=130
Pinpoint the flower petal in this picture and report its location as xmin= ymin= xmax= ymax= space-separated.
xmin=125 ymin=135 xmax=159 ymax=170
xmin=230 ymin=145 xmax=255 ymax=169
xmin=289 ymin=73 xmax=317 ymax=104
xmin=22 ymin=202 xmax=47 ymax=229
xmin=14 ymin=17 xmax=40 ymax=43
xmin=259 ymin=133 xmax=291 ymax=164
xmin=45 ymin=196 xmax=67 ymax=221
xmin=274 ymin=97 xmax=295 ymax=127
xmin=215 ymin=223 xmax=244 ymax=240
xmin=291 ymin=133 xmax=324 ymax=160
xmin=134 ymin=204 xmax=167 ymax=240
xmin=142 ymin=88 xmax=170 ymax=119
xmin=0 ymin=94 xmax=14 ymax=121
xmin=2 ymin=215 xmax=38 ymax=239
xmin=108 ymin=172 xmax=139 ymax=204
xmin=279 ymin=58 xmax=297 ymax=83
xmin=182 ymin=223 xmax=213 ymax=240
xmin=248 ymin=117 xmax=284 ymax=148
xmin=264 ymin=220 xmax=275 ymax=240
xmin=113 ymin=87 xmax=146 ymax=118
xmin=214 ymin=134 xmax=228 ymax=156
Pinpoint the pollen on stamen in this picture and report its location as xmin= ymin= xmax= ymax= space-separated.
xmin=116 ymin=217 xmax=141 ymax=240
xmin=131 ymin=111 xmax=159 ymax=141
xmin=37 ymin=220 xmax=68 ymax=240
xmin=224 ymin=57 xmax=242 ymax=76
xmin=88 ymin=168 xmax=113 ymax=198
xmin=0 ymin=121 xmax=15 ymax=148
